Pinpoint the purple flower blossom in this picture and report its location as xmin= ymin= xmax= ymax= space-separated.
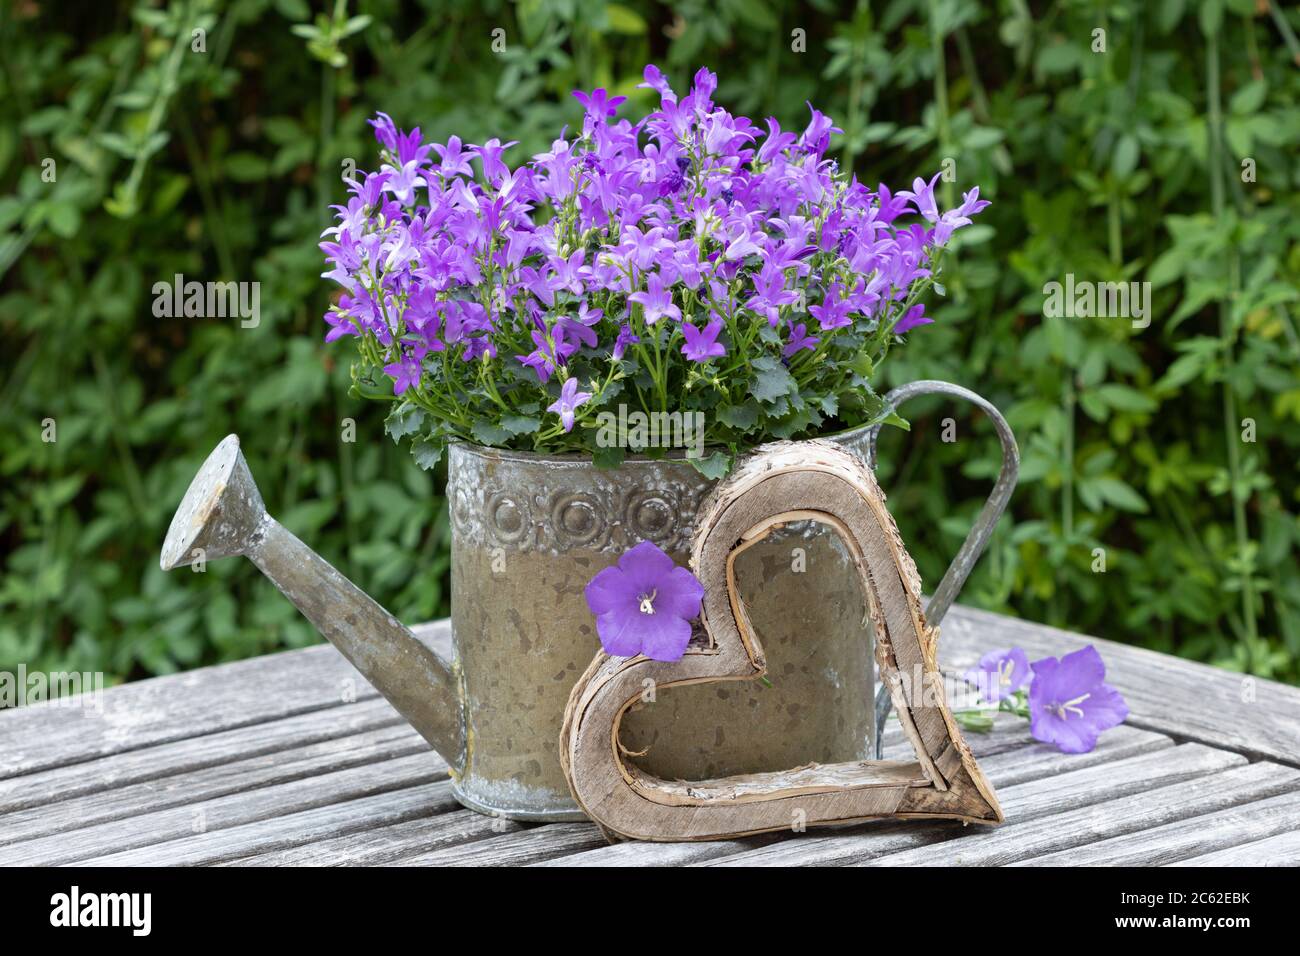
xmin=1028 ymin=645 xmax=1129 ymax=754
xmin=799 ymin=104 xmax=843 ymax=156
xmin=470 ymin=137 xmax=517 ymax=184
xmin=548 ymin=376 xmax=592 ymax=432
xmin=383 ymin=354 xmax=422 ymax=395
xmin=517 ymin=329 xmax=571 ymax=384
xmin=584 ymin=541 xmax=705 ymax=661
xmin=431 ymin=135 xmax=474 ymax=179
xmin=782 ymin=322 xmax=818 ymax=357
xmin=572 ymin=87 xmax=626 ymax=119
xmin=613 ymin=323 xmax=640 ymax=360
xmin=628 ymin=272 xmax=681 ymax=325
xmin=809 ymin=281 xmax=854 ymax=331
xmin=965 ymin=647 xmax=1031 ymax=703
xmin=898 ymin=173 xmax=941 ymax=223
xmin=369 ymin=112 xmax=400 ymax=152
xmin=894 ymin=304 xmax=932 ymax=334
xmin=681 ymin=314 xmax=726 ymax=362
xmin=746 ymin=263 xmax=799 ymax=327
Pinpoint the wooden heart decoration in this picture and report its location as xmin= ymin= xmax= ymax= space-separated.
xmin=560 ymin=439 xmax=1003 ymax=842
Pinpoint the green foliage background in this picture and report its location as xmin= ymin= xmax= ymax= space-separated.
xmin=2 ymin=0 xmax=1298 ymax=691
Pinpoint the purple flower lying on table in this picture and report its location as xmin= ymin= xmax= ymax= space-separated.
xmin=584 ymin=541 xmax=705 ymax=662
xmin=1027 ymin=645 xmax=1129 ymax=754
xmin=965 ymin=647 xmax=1031 ymax=703
xmin=957 ymin=643 xmax=1127 ymax=754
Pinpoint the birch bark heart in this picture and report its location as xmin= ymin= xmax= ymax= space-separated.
xmin=560 ymin=440 xmax=1004 ymax=842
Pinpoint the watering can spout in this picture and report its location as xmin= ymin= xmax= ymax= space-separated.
xmin=160 ymin=435 xmax=466 ymax=772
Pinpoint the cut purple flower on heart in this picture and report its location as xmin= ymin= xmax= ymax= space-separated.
xmin=1028 ymin=645 xmax=1129 ymax=754
xmin=965 ymin=646 xmax=1031 ymax=703
xmin=584 ymin=541 xmax=705 ymax=662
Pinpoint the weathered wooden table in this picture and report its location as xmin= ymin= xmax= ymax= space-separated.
xmin=3 ymin=604 xmax=1299 ymax=866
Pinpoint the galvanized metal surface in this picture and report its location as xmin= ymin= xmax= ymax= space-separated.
xmin=446 ymin=433 xmax=879 ymax=820
xmin=160 ymin=436 xmax=467 ymax=773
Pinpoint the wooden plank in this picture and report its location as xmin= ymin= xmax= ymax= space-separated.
xmin=542 ymin=722 xmax=1166 ymax=867
xmin=855 ymin=761 xmax=1297 ymax=867
xmin=701 ymin=738 xmax=1221 ymax=867
xmin=391 ymin=822 xmax=607 ymax=867
xmin=533 ymin=837 xmax=764 ymax=868
xmin=0 ymin=697 xmax=404 ymax=815
xmin=0 ymin=752 xmax=448 ymax=866
xmin=0 ymin=722 xmax=431 ymax=846
xmin=223 ymin=809 xmax=523 ymax=866
xmin=942 ymin=605 xmax=1300 ymax=766
xmin=0 ymin=621 xmax=450 ymax=780
xmin=75 ymin=779 xmax=458 ymax=867
xmin=1170 ymin=829 xmax=1300 ymax=867
xmin=1021 ymin=791 xmax=1300 ymax=866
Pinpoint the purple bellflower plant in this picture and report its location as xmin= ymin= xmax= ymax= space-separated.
xmin=321 ymin=65 xmax=989 ymax=475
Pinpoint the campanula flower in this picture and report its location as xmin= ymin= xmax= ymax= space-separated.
xmin=681 ymin=315 xmax=726 ymax=362
xmin=783 ymin=322 xmax=819 ymax=357
xmin=470 ymin=137 xmax=517 ymax=184
xmin=547 ymin=376 xmax=592 ymax=432
xmin=612 ymin=323 xmax=640 ymax=360
xmin=894 ymin=304 xmax=932 ymax=334
xmin=809 ymin=281 xmax=853 ymax=331
xmin=1028 ymin=645 xmax=1129 ymax=754
xmin=571 ymin=87 xmax=626 ymax=119
xmin=383 ymin=354 xmax=422 ymax=395
xmin=965 ymin=647 xmax=1032 ymax=703
xmin=584 ymin=541 xmax=705 ymax=661
xmin=629 ymin=272 xmax=681 ymax=325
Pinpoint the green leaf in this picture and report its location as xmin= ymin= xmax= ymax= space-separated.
xmin=411 ymin=437 xmax=446 ymax=471
xmin=604 ymin=3 xmax=647 ymax=34
xmin=1112 ymin=134 xmax=1139 ymax=178
xmin=1230 ymin=80 xmax=1267 ymax=115
xmin=225 ymin=152 xmax=270 ymax=181
xmin=1147 ymin=248 xmax=1186 ymax=288
xmin=688 ymin=450 xmax=732 ymax=480
xmin=470 ymin=420 xmax=513 ymax=446
xmin=880 ymin=410 xmax=911 ymax=431
xmin=1198 ymin=0 xmax=1222 ymax=36
xmin=1093 ymin=477 xmax=1149 ymax=513
xmin=592 ymin=445 xmax=626 ymax=469
xmin=954 ymin=710 xmax=994 ymax=733
xmin=385 ymin=402 xmax=426 ymax=441
xmin=750 ymin=355 xmax=796 ymax=403
xmin=97 ymin=132 xmax=137 ymax=159
xmin=1095 ymin=383 xmax=1156 ymax=413
xmin=500 ymin=414 xmax=541 ymax=436
xmin=716 ymin=402 xmax=760 ymax=429
xmin=46 ymin=203 xmax=81 ymax=239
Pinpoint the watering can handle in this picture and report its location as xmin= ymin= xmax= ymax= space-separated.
xmin=861 ymin=380 xmax=1020 ymax=758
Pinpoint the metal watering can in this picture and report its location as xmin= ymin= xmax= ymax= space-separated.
xmin=161 ymin=381 xmax=1017 ymax=822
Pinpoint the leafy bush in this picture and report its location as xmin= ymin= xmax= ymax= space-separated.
xmin=1 ymin=0 xmax=1297 ymax=690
